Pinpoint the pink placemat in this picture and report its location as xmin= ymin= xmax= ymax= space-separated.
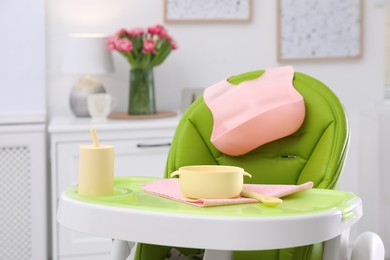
xmin=141 ymin=179 xmax=313 ymax=207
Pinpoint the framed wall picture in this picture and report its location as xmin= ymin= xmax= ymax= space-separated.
xmin=277 ymin=0 xmax=363 ymax=61
xmin=164 ymin=0 xmax=251 ymax=23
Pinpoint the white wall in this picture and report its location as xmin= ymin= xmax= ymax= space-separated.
xmin=46 ymin=0 xmax=388 ymax=249
xmin=46 ymin=1 xmax=385 ymax=116
xmin=0 ymin=0 xmax=45 ymax=118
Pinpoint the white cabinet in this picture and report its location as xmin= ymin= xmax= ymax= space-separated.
xmin=49 ymin=116 xmax=180 ymax=260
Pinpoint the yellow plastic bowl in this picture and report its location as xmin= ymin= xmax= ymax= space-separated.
xmin=170 ymin=165 xmax=252 ymax=199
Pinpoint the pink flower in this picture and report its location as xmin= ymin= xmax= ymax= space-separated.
xmin=148 ymin=24 xmax=166 ymax=36
xmin=160 ymin=30 xmax=171 ymax=40
xmin=149 ymin=24 xmax=171 ymax=40
xmin=142 ymin=38 xmax=156 ymax=54
xmin=129 ymin=27 xmax=145 ymax=37
xmin=116 ymin=38 xmax=133 ymax=52
xmin=109 ymin=24 xmax=177 ymax=68
xmin=107 ymin=36 xmax=117 ymax=51
xmin=169 ymin=40 xmax=178 ymax=50
xmin=116 ymin=28 xmax=131 ymax=38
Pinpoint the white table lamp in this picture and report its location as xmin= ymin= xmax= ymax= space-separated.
xmin=62 ymin=34 xmax=114 ymax=117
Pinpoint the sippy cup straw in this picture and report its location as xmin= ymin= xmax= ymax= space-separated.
xmin=90 ymin=128 xmax=100 ymax=147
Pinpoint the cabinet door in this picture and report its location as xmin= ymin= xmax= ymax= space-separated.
xmin=55 ymin=137 xmax=171 ymax=258
xmin=114 ymin=137 xmax=172 ymax=177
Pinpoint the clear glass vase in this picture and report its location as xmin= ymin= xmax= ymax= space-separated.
xmin=128 ymin=67 xmax=156 ymax=115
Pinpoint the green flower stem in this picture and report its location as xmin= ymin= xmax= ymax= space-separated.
xmin=132 ymin=36 xmax=143 ymax=59
xmin=142 ymin=53 xmax=152 ymax=68
xmin=151 ymin=40 xmax=171 ymax=66
xmin=152 ymin=47 xmax=171 ymax=67
xmin=120 ymin=52 xmax=135 ymax=66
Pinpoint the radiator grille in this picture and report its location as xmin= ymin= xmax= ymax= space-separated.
xmin=0 ymin=146 xmax=32 ymax=259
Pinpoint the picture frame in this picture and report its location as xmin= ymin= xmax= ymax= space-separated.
xmin=277 ymin=0 xmax=363 ymax=61
xmin=180 ymin=88 xmax=204 ymax=113
xmin=164 ymin=0 xmax=251 ymax=23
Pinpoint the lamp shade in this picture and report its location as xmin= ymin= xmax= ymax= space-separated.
xmin=62 ymin=34 xmax=114 ymax=75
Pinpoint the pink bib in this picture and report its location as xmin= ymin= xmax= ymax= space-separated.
xmin=203 ymin=66 xmax=305 ymax=156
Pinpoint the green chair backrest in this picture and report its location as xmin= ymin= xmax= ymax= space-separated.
xmin=135 ymin=70 xmax=350 ymax=260
xmin=165 ymin=71 xmax=349 ymax=189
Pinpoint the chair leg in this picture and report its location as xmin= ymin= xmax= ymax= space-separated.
xmin=111 ymin=239 xmax=135 ymax=260
xmin=323 ymin=230 xmax=350 ymax=260
xmin=203 ymin=249 xmax=233 ymax=260
xmin=350 ymin=232 xmax=385 ymax=260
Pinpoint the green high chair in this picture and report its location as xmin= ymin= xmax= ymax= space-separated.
xmin=133 ymin=70 xmax=384 ymax=260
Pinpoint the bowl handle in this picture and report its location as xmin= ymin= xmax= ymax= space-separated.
xmin=170 ymin=171 xmax=180 ymax=177
xmin=243 ymin=172 xmax=252 ymax=178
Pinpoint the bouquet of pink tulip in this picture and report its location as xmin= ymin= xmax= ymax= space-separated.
xmin=107 ymin=24 xmax=178 ymax=69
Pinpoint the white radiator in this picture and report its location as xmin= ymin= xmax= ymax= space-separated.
xmin=0 ymin=120 xmax=47 ymax=260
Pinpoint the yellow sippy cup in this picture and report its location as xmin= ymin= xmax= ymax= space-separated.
xmin=78 ymin=128 xmax=115 ymax=196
